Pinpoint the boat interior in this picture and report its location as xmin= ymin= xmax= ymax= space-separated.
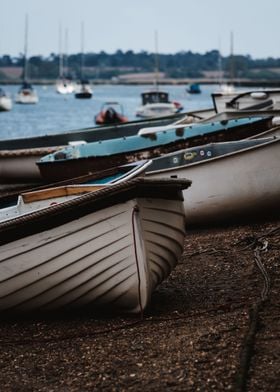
xmin=0 ymin=184 xmax=105 ymax=222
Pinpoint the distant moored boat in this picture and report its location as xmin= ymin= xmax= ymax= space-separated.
xmin=0 ymin=88 xmax=12 ymax=111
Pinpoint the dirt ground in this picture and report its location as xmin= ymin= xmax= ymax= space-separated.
xmin=0 ymin=219 xmax=279 ymax=391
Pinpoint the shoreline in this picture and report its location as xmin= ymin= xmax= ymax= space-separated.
xmin=1 ymin=79 xmax=280 ymax=87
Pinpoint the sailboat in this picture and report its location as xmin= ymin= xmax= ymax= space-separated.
xmin=56 ymin=26 xmax=75 ymax=94
xmin=0 ymin=88 xmax=12 ymax=112
xmin=135 ymin=31 xmax=183 ymax=118
xmin=74 ymin=22 xmax=93 ymax=99
xmin=216 ymin=32 xmax=236 ymax=95
xmin=15 ymin=15 xmax=38 ymax=104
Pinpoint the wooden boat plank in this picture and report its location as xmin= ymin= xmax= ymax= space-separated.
xmin=21 ymin=185 xmax=105 ymax=203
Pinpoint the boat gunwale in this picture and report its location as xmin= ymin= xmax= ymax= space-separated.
xmin=0 ymin=113 xmax=186 ymax=150
xmin=0 ymin=178 xmax=190 ymax=246
xmin=38 ymin=116 xmax=273 ymax=163
xmin=146 ymin=136 xmax=280 ymax=174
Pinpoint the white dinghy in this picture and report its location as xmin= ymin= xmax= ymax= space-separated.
xmin=147 ymin=137 xmax=280 ymax=225
xmin=0 ymin=178 xmax=190 ymax=315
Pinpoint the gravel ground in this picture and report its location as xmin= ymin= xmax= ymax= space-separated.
xmin=0 ymin=219 xmax=279 ymax=391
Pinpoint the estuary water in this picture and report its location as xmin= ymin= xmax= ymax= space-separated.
xmin=0 ymin=84 xmax=221 ymax=140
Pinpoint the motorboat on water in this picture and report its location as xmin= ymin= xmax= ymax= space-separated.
xmin=95 ymin=102 xmax=128 ymax=125
xmin=187 ymin=83 xmax=201 ymax=94
xmin=135 ymin=90 xmax=183 ymax=119
xmin=15 ymin=81 xmax=39 ymax=104
xmin=136 ymin=31 xmax=183 ymax=119
xmin=0 ymin=88 xmax=12 ymax=111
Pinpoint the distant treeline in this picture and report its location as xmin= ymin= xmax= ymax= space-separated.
xmin=1 ymin=50 xmax=280 ymax=80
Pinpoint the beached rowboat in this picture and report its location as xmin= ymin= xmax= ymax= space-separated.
xmin=0 ymin=113 xmax=185 ymax=182
xmin=37 ymin=116 xmax=272 ymax=182
xmin=0 ymin=160 xmax=152 ymax=207
xmin=0 ymin=177 xmax=190 ymax=315
xmin=146 ymin=137 xmax=280 ymax=225
xmin=212 ymin=89 xmax=280 ymax=113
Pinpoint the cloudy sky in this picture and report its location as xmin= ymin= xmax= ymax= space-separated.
xmin=1 ymin=0 xmax=279 ymax=58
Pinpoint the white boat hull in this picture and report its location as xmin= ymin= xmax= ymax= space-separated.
xmin=213 ymin=89 xmax=280 ymax=113
xmin=0 ymin=96 xmax=12 ymax=111
xmin=147 ymin=138 xmax=280 ymax=224
xmin=0 ymin=196 xmax=185 ymax=314
xmin=56 ymin=81 xmax=75 ymax=94
xmin=15 ymin=91 xmax=39 ymax=104
xmin=136 ymin=103 xmax=178 ymax=118
xmin=0 ymin=147 xmax=59 ymax=181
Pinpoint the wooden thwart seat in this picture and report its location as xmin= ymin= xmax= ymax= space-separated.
xmin=21 ymin=185 xmax=105 ymax=203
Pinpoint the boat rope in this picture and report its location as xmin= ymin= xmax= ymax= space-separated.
xmin=181 ymin=225 xmax=279 ymax=391
xmin=132 ymin=204 xmax=144 ymax=319
xmin=253 ymin=239 xmax=270 ymax=301
xmin=234 ymin=237 xmax=271 ymax=392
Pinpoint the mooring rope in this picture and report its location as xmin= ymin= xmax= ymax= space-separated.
xmin=235 ymin=236 xmax=272 ymax=392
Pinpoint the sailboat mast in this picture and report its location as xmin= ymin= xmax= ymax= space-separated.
xmin=154 ymin=30 xmax=159 ymax=91
xmin=23 ymin=14 xmax=28 ymax=82
xmin=80 ymin=22 xmax=85 ymax=79
xmin=64 ymin=28 xmax=68 ymax=76
xmin=229 ymin=31 xmax=235 ymax=85
xmin=217 ymin=36 xmax=223 ymax=86
xmin=58 ymin=23 xmax=64 ymax=78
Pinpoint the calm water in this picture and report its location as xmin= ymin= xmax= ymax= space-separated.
xmin=0 ymin=84 xmax=220 ymax=140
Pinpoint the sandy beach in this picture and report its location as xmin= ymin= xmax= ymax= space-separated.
xmin=0 ymin=218 xmax=279 ymax=391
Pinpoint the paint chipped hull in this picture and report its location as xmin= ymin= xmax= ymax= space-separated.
xmin=38 ymin=117 xmax=273 ymax=182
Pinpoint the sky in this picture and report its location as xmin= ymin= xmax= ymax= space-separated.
xmin=1 ymin=0 xmax=280 ymax=59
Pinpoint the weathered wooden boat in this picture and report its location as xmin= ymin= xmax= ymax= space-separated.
xmin=146 ymin=137 xmax=280 ymax=225
xmin=0 ymin=113 xmax=185 ymax=182
xmin=37 ymin=116 xmax=273 ymax=181
xmin=212 ymin=89 xmax=280 ymax=113
xmin=0 ymin=177 xmax=190 ymax=315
